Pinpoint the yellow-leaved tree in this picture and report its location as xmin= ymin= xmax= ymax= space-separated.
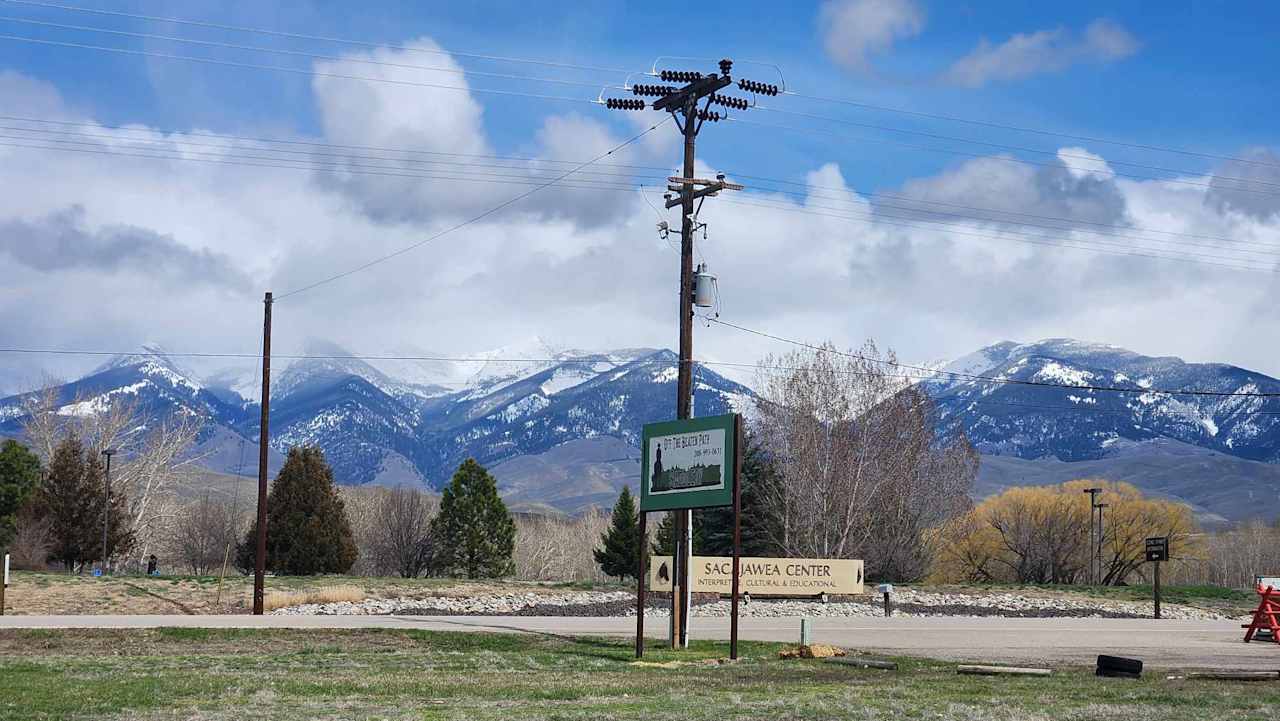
xmin=930 ymin=480 xmax=1198 ymax=585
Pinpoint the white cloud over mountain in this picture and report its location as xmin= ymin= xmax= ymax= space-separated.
xmin=0 ymin=37 xmax=1278 ymax=399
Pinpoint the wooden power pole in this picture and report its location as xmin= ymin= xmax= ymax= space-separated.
xmin=253 ymin=291 xmax=273 ymax=615
xmin=607 ymin=58 xmax=771 ymax=649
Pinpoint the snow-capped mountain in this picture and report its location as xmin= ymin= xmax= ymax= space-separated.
xmin=234 ymin=345 xmax=753 ymax=488
xmin=0 ymin=344 xmax=245 ymax=428
xmin=1 ymin=341 xmax=754 ymax=505
xmin=5 ymin=336 xmax=1277 ymax=520
xmin=923 ymin=338 xmax=1280 ymax=463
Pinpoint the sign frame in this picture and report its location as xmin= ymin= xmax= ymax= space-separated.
xmin=649 ymin=555 xmax=865 ymax=596
xmin=636 ymin=413 xmax=743 ymax=660
xmin=1145 ymin=536 xmax=1169 ymax=563
xmin=639 ymin=413 xmax=737 ymax=512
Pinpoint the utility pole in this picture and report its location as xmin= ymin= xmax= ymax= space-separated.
xmin=1096 ymin=502 xmax=1109 ymax=585
xmin=606 ymin=58 xmax=770 ymax=650
xmin=1083 ymin=487 xmax=1102 ymax=584
xmin=100 ymin=448 xmax=116 ymax=575
xmin=253 ymin=291 xmax=273 ymax=615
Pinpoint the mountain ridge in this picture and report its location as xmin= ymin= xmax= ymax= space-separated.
xmin=3 ymin=336 xmax=1278 ymax=520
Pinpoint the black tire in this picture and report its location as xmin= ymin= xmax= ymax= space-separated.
xmin=1096 ymin=668 xmax=1141 ymax=679
xmin=1097 ymin=655 xmax=1143 ymax=675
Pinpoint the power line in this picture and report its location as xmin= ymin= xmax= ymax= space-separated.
xmin=717 ymin=193 xmax=1280 ymax=263
xmin=0 ymin=127 xmax=667 ymax=184
xmin=0 ymin=0 xmax=633 ymax=75
xmin=5 ymin=114 xmax=1263 ymax=254
xmin=274 ymin=117 xmax=670 ymax=300
xmin=0 ymin=115 xmax=674 ymax=172
xmin=8 ymin=129 xmax=1263 ymax=273
xmin=0 ymin=15 xmax=611 ymax=89
xmin=13 ymin=0 xmax=1273 ymax=179
xmin=13 ymin=0 xmax=1270 ymax=177
xmin=729 ymin=116 xmax=1280 ymax=199
xmin=713 ymin=196 xmax=1274 ymax=273
xmin=0 ymin=33 xmax=598 ymax=105
xmin=9 ymin=122 xmax=1266 ymax=267
xmin=785 ymin=91 xmax=1280 ymax=171
xmin=754 ymin=105 xmax=1280 ymax=191
xmin=0 ymin=137 xmax=654 ymax=192
xmin=705 ymin=317 xmax=1280 ymax=398
xmin=726 ymin=171 xmax=1277 ymax=251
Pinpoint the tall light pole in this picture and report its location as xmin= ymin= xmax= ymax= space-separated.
xmin=100 ymin=448 xmax=116 ymax=574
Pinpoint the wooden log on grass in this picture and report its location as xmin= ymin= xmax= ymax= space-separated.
xmin=957 ymin=665 xmax=1053 ymax=677
xmin=1186 ymin=671 xmax=1279 ymax=682
xmin=824 ymin=657 xmax=898 ymax=671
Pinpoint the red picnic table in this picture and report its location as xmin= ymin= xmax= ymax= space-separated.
xmin=1243 ymin=583 xmax=1279 ymax=644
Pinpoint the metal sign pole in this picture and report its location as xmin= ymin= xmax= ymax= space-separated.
xmin=635 ymin=510 xmax=647 ymax=659
xmin=1154 ymin=559 xmax=1162 ymax=620
xmin=729 ymin=415 xmax=743 ymax=660
xmin=1 ymin=552 xmax=8 ymax=616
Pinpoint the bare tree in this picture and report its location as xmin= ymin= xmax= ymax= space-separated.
xmin=368 ymin=486 xmax=438 ymax=578
xmin=513 ymin=508 xmax=610 ymax=583
xmin=169 ymin=493 xmax=238 ymax=575
xmin=8 ymin=504 xmax=52 ymax=570
xmin=753 ymin=341 xmax=975 ymax=580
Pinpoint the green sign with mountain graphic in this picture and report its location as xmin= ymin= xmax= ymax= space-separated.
xmin=640 ymin=414 xmax=736 ymax=511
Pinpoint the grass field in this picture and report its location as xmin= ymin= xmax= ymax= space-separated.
xmin=1 ymin=628 xmax=1277 ymax=720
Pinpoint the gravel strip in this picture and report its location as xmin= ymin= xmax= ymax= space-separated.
xmin=273 ymin=588 xmax=1236 ymax=620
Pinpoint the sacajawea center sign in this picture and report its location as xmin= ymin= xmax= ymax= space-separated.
xmin=650 ymin=556 xmax=865 ymax=596
xmin=640 ymin=414 xmax=736 ymax=511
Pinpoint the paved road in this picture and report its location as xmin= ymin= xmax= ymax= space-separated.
xmin=1 ymin=614 xmax=1275 ymax=670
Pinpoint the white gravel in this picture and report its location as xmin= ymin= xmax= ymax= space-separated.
xmin=273 ymin=588 xmax=1236 ymax=621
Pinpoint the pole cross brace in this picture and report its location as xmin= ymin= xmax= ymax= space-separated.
xmin=664 ymin=177 xmax=745 ymax=208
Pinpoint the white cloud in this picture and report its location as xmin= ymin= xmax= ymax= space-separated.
xmin=1206 ymin=147 xmax=1280 ymax=221
xmin=2 ymin=37 xmax=1280 ymax=399
xmin=945 ymin=19 xmax=1139 ymax=88
xmin=820 ymin=0 xmax=925 ymax=73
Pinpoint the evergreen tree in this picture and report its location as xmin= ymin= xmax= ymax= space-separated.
xmin=0 ymin=439 xmax=41 ymax=548
xmin=236 ymin=446 xmax=357 ymax=575
xmin=698 ymin=435 xmax=782 ymax=557
xmin=429 ymin=459 xmax=515 ymax=578
xmin=39 ymin=435 xmax=132 ymax=571
xmin=42 ymin=436 xmax=95 ymax=570
xmin=650 ymin=511 xmax=705 ymax=556
xmin=594 ymin=485 xmax=640 ymax=580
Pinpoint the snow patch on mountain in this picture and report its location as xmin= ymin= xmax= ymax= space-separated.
xmin=540 ymin=368 xmax=594 ymax=396
xmin=498 ymin=393 xmax=550 ymax=422
xmin=1033 ymin=361 xmax=1094 ymax=386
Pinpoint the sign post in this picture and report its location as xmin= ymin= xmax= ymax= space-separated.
xmin=1 ymin=552 xmax=8 ymax=616
xmin=1145 ymin=536 xmax=1169 ymax=620
xmin=637 ymin=413 xmax=739 ymax=659
xmin=730 ymin=414 xmax=742 ymax=660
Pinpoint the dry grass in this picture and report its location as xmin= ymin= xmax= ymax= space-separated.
xmin=262 ymin=585 xmax=365 ymax=611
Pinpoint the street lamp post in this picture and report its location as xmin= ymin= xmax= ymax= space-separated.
xmin=100 ymin=448 xmax=116 ymax=574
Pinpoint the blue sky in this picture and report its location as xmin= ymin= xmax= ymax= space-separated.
xmin=1 ymin=0 xmax=1279 ymax=388
xmin=3 ymin=1 xmax=1275 ymax=190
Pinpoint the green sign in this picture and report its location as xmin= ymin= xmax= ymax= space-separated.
xmin=640 ymin=413 xmax=736 ymax=511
